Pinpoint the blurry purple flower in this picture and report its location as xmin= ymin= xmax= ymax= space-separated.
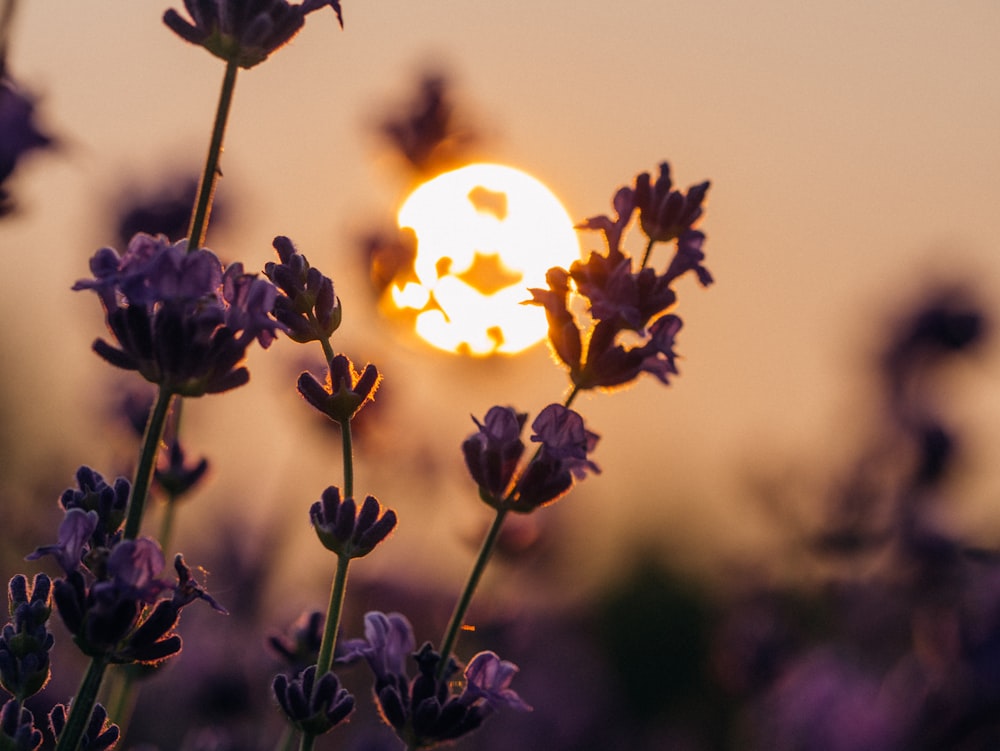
xmin=73 ymin=233 xmax=283 ymax=396
xmin=98 ymin=538 xmax=171 ymax=605
xmin=264 ymin=235 xmax=341 ymax=344
xmin=0 ymin=77 xmax=54 ymax=218
xmin=25 ymin=508 xmax=98 ymax=576
xmin=462 ymin=406 xmax=527 ymax=502
xmin=575 ymin=185 xmax=636 ymax=255
xmin=272 ymin=664 xmax=354 ymax=735
xmin=171 ymin=554 xmax=227 ymax=613
xmin=310 ymin=487 xmax=397 ymax=559
xmin=114 ymin=175 xmax=207 ymax=246
xmin=164 ymin=0 xmax=343 ymax=69
xmin=48 ymin=703 xmax=119 ymax=751
xmin=462 ymin=651 xmax=532 ymax=712
xmin=633 ymin=162 xmax=710 ymax=245
xmin=0 ymin=698 xmax=42 ymax=751
xmin=155 ymin=437 xmax=209 ymax=501
xmin=269 ymin=610 xmax=324 ymax=675
xmin=298 ymin=355 xmax=381 ymax=423
xmin=664 ymin=229 xmax=713 ymax=287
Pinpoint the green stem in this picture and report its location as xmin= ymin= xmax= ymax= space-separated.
xmin=339 ymin=418 xmax=354 ymax=499
xmin=103 ymin=667 xmax=137 ymax=738
xmin=275 ymin=726 xmax=299 ymax=751
xmin=437 ymin=508 xmax=508 ymax=678
xmin=54 ymin=656 xmax=109 ymax=751
xmin=318 ymin=329 xmax=335 ymax=367
xmin=124 ymin=387 xmax=174 ymax=540
xmin=639 ymin=238 xmax=656 ymax=270
xmin=300 ymin=554 xmax=351 ymax=751
xmin=187 ymin=58 xmax=239 ymax=250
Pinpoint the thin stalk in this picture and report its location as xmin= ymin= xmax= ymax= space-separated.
xmin=437 ymin=507 xmax=508 ymax=679
xmin=187 ymin=58 xmax=239 ymax=250
xmin=54 ymin=655 xmax=109 ymax=751
xmin=299 ymin=553 xmax=351 ymax=751
xmin=0 ymin=0 xmax=18 ymax=74
xmin=124 ymin=387 xmax=174 ymax=540
xmin=639 ymin=238 xmax=656 ymax=270
xmin=103 ymin=667 xmax=137 ymax=738
xmin=275 ymin=726 xmax=299 ymax=751
xmin=339 ymin=418 xmax=354 ymax=499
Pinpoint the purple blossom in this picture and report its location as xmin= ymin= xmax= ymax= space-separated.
xmin=462 ymin=406 xmax=527 ymax=502
xmin=633 ymin=162 xmax=710 ymax=244
xmin=272 ymin=665 xmax=354 ymax=736
xmin=0 ymin=699 xmax=42 ymax=750
xmin=25 ymin=508 xmax=97 ymax=576
xmin=530 ymin=404 xmax=600 ymax=481
xmin=575 ymin=185 xmax=636 ymax=255
xmin=73 ymin=233 xmax=283 ymax=396
xmin=339 ymin=611 xmax=415 ymax=682
xmin=264 ymin=236 xmax=341 ymax=344
xmin=95 ymin=538 xmax=171 ymax=605
xmin=164 ymin=0 xmax=342 ymax=69
xmin=298 ymin=355 xmax=381 ymax=423
xmin=462 ymin=651 xmax=532 ymax=712
xmin=0 ymin=574 xmax=54 ymax=702
xmin=570 ymin=250 xmax=676 ymax=332
xmin=48 ymin=703 xmax=119 ymax=751
xmin=310 ymin=487 xmax=397 ymax=559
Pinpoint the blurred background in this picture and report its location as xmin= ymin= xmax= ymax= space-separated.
xmin=2 ymin=1 xmax=1000 ymax=749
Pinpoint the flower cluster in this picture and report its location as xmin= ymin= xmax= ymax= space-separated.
xmin=164 ymin=0 xmax=344 ymax=69
xmin=272 ymin=664 xmax=354 ymax=736
xmin=25 ymin=467 xmax=223 ymax=664
xmin=340 ymin=612 xmax=530 ymax=748
xmin=527 ymin=161 xmax=710 ymax=391
xmin=73 ymin=233 xmax=282 ymax=396
xmin=310 ymin=486 xmax=397 ymax=559
xmin=264 ymin=236 xmax=342 ymax=345
xmin=463 ymin=404 xmax=599 ymax=511
xmin=0 ymin=77 xmax=54 ymax=217
xmin=0 ymin=574 xmax=53 ymax=702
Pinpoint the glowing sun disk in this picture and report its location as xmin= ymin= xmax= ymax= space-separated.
xmin=394 ymin=163 xmax=579 ymax=356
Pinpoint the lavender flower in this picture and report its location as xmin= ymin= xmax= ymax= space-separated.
xmin=633 ymin=162 xmax=710 ymax=244
xmin=48 ymin=703 xmax=119 ymax=751
xmin=73 ymin=233 xmax=283 ymax=396
xmin=0 ymin=77 xmax=54 ymax=218
xmin=461 ymin=406 xmax=527 ymax=502
xmin=298 ymin=355 xmax=381 ymax=423
xmin=0 ymin=574 xmax=54 ymax=701
xmin=25 ymin=509 xmax=98 ymax=576
xmin=164 ymin=0 xmax=343 ymax=69
xmin=342 ymin=612 xmax=529 ymax=748
xmin=310 ymin=487 xmax=397 ymax=559
xmin=57 ymin=466 xmax=129 ymax=550
xmin=155 ymin=437 xmax=209 ymax=500
xmin=264 ymin=236 xmax=341 ymax=344
xmin=268 ymin=610 xmax=324 ymax=675
xmin=272 ymin=664 xmax=354 ymax=735
xmin=0 ymin=699 xmax=42 ymax=751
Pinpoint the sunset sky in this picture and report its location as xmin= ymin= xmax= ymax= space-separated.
xmin=3 ymin=1 xmax=999 ymax=594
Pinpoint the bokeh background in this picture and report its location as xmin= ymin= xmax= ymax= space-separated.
xmin=2 ymin=2 xmax=1000 ymax=749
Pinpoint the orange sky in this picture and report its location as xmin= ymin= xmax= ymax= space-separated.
xmin=3 ymin=1 xmax=999 ymax=593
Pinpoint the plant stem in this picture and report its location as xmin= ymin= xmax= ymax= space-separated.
xmin=275 ymin=726 xmax=299 ymax=751
xmin=300 ymin=553 xmax=351 ymax=751
xmin=187 ymin=58 xmax=238 ymax=250
xmin=339 ymin=418 xmax=354 ymax=499
xmin=639 ymin=238 xmax=656 ymax=270
xmin=54 ymin=655 xmax=109 ymax=751
xmin=437 ymin=507 xmax=508 ymax=679
xmin=124 ymin=387 xmax=174 ymax=540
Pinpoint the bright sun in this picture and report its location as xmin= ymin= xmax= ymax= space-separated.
xmin=392 ymin=163 xmax=580 ymax=356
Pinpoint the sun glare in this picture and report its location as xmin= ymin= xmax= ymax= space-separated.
xmin=393 ymin=163 xmax=580 ymax=356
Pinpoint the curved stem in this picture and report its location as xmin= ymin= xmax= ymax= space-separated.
xmin=300 ymin=553 xmax=350 ymax=751
xmin=639 ymin=238 xmax=656 ymax=270
xmin=437 ymin=507 xmax=508 ymax=679
xmin=187 ymin=58 xmax=239 ymax=250
xmin=54 ymin=656 xmax=109 ymax=751
xmin=124 ymin=387 xmax=174 ymax=540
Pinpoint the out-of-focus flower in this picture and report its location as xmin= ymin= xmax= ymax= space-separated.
xmin=310 ymin=487 xmax=397 ymax=559
xmin=48 ymin=703 xmax=119 ymax=751
xmin=0 ymin=77 xmax=54 ymax=218
xmin=461 ymin=406 xmax=527 ymax=502
xmin=264 ymin=236 xmax=341 ymax=344
xmin=155 ymin=437 xmax=210 ymax=501
xmin=342 ymin=611 xmax=529 ymax=748
xmin=272 ymin=664 xmax=354 ymax=736
xmin=73 ymin=233 xmax=283 ymax=396
xmin=164 ymin=0 xmax=343 ymax=69
xmin=268 ymin=610 xmax=324 ymax=676
xmin=0 ymin=698 xmax=43 ymax=751
xmin=298 ymin=355 xmax=381 ymax=423
xmin=0 ymin=574 xmax=54 ymax=702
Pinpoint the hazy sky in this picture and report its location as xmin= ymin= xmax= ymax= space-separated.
xmin=3 ymin=1 xmax=999 ymax=589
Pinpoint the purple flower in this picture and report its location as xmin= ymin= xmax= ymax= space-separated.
xmin=264 ymin=236 xmax=341 ymax=344
xmin=633 ymin=162 xmax=710 ymax=244
xmin=0 ymin=699 xmax=42 ymax=750
xmin=461 ymin=406 xmax=527 ymax=502
xmin=298 ymin=355 xmax=381 ymax=423
xmin=96 ymin=538 xmax=171 ymax=605
xmin=164 ymin=0 xmax=342 ymax=69
xmin=462 ymin=651 xmax=532 ymax=712
xmin=0 ymin=574 xmax=54 ymax=702
xmin=664 ymin=229 xmax=713 ymax=287
xmin=524 ymin=267 xmax=583 ymax=374
xmin=0 ymin=77 xmax=54 ymax=217
xmin=73 ymin=233 xmax=283 ymax=396
xmin=48 ymin=703 xmax=118 ymax=751
xmin=575 ymin=185 xmax=636 ymax=255
xmin=570 ymin=250 xmax=677 ymax=332
xmin=310 ymin=487 xmax=397 ymax=559
xmin=57 ymin=466 xmax=130 ymax=550
xmin=25 ymin=509 xmax=98 ymax=576
xmin=273 ymin=665 xmax=354 ymax=736
xmin=339 ymin=611 xmax=415 ymax=682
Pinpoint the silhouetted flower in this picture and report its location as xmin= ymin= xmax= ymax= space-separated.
xmin=0 ymin=574 xmax=54 ymax=701
xmin=268 ymin=610 xmax=324 ymax=675
xmin=164 ymin=0 xmax=343 ymax=69
xmin=73 ymin=233 xmax=282 ymax=396
xmin=57 ymin=466 xmax=130 ymax=550
xmin=574 ymin=185 xmax=635 ymax=255
xmin=342 ymin=612 xmax=529 ymax=748
xmin=264 ymin=236 xmax=341 ymax=344
xmin=0 ymin=77 xmax=54 ymax=218
xmin=49 ymin=703 xmax=119 ymax=751
xmin=633 ymin=162 xmax=710 ymax=244
xmin=0 ymin=699 xmax=42 ymax=751
xmin=298 ymin=355 xmax=381 ymax=423
xmin=310 ymin=487 xmax=397 ymax=559
xmin=155 ymin=437 xmax=209 ymax=500
xmin=26 ymin=509 xmax=97 ymax=576
xmin=461 ymin=407 xmax=527 ymax=502
xmin=272 ymin=664 xmax=354 ymax=735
